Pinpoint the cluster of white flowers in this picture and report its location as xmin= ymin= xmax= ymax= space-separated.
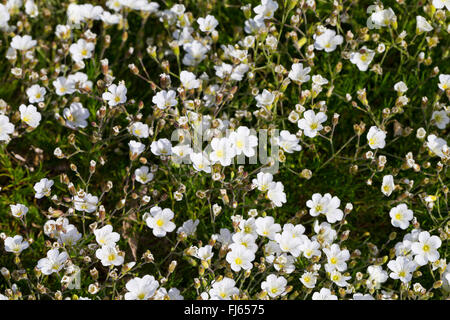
xmin=0 ymin=0 xmax=448 ymax=302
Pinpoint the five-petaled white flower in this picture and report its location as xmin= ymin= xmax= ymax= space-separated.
xmin=314 ymin=28 xmax=343 ymax=52
xmin=261 ymin=274 xmax=287 ymax=298
xmin=411 ymin=231 xmax=442 ymax=266
xmin=102 ymin=83 xmax=127 ymax=106
xmin=125 ymin=275 xmax=159 ymax=300
xmin=94 ymin=224 xmax=120 ymax=247
xmin=19 ymin=104 xmax=41 ymax=128
xmin=145 ymin=206 xmax=176 ymax=237
xmin=4 ymin=235 xmax=29 ymax=254
xmin=34 ymin=178 xmax=54 ymax=199
xmin=389 ymin=203 xmax=413 ymax=230
xmin=37 ymin=248 xmax=69 ymax=275
xmin=298 ymin=110 xmax=327 ymax=138
xmin=367 ymin=126 xmax=386 ymax=149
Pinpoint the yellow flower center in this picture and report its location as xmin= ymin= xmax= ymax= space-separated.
xmin=156 ymin=219 xmax=164 ymax=227
xmin=235 ymin=257 xmax=242 ymax=265
xmin=216 ymin=150 xmax=224 ymax=158
xmin=108 ymin=253 xmax=116 ymax=261
xmin=137 ymin=292 xmax=146 ymax=300
xmin=423 ymin=244 xmax=430 ymax=252
xmin=330 ymin=257 xmax=337 ymax=264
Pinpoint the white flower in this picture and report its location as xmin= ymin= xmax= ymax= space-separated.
xmin=350 ymin=47 xmax=375 ymax=71
xmin=323 ymin=244 xmax=350 ymax=272
xmin=10 ymin=203 xmax=28 ymax=218
xmin=230 ymin=232 xmax=258 ymax=253
xmin=152 ymin=90 xmax=177 ymax=109
xmin=58 ymin=225 xmax=81 ymax=246
xmin=255 ymin=216 xmax=281 ymax=240
xmin=426 ymin=134 xmax=448 ymax=158
xmin=128 ymin=140 xmax=145 ymax=158
xmin=300 ymin=238 xmax=321 ymax=259
xmin=55 ymin=24 xmax=71 ymax=40
xmin=353 ymin=293 xmax=375 ymax=300
xmin=300 ymin=271 xmax=318 ymax=289
xmin=252 ymin=172 xmax=273 ymax=192
xmin=389 ymin=203 xmax=413 ymax=230
xmin=229 ymin=126 xmax=258 ymax=157
xmin=288 ymin=63 xmax=311 ymax=83
xmin=239 ymin=218 xmax=258 ymax=237
xmin=102 ymin=83 xmax=127 ymax=106
xmin=180 ymin=71 xmax=200 ymax=90
xmin=306 ymin=193 xmax=343 ymax=223
xmin=261 ymin=274 xmax=287 ymax=298
xmin=387 ymin=256 xmax=417 ymax=283
xmin=226 ymin=245 xmax=255 ymax=272
xmin=177 ymin=219 xmax=199 ymax=236
xmin=366 ymin=126 xmax=386 ymax=149
xmin=254 ymin=0 xmax=278 ymax=21
xmin=0 ymin=115 xmax=14 ymax=141
xmin=68 ymin=72 xmax=93 ymax=92
xmin=69 ymin=39 xmax=95 ymax=62
xmin=26 ymin=84 xmax=46 ymax=103
xmin=197 ymin=15 xmax=218 ymax=32
xmin=275 ymin=130 xmax=301 ymax=153
xmin=0 ymin=4 xmax=10 ymax=29
xmin=438 ymin=74 xmax=450 ymax=91
xmin=275 ymin=233 xmax=302 ymax=257
xmin=297 ymin=110 xmax=327 ymax=138
xmin=313 ymin=221 xmax=337 ymax=244
xmin=101 ymin=11 xmax=121 ymax=25
xmin=244 ymin=18 xmax=265 ymax=34
xmin=73 ymin=193 xmax=98 ymax=213
xmin=330 ymin=270 xmax=351 ymax=287
xmin=53 ymin=77 xmax=76 ymax=96
xmin=209 ymin=137 xmax=235 ymax=166
xmin=267 ymin=182 xmax=287 ymax=207
xmin=312 ymin=288 xmax=338 ymax=300
xmin=10 ymin=35 xmax=36 ymax=51
xmin=314 ymin=28 xmax=343 ymax=52
xmin=145 ymin=206 xmax=176 ymax=237
xmin=134 ymin=166 xmax=154 ymax=184
xmin=4 ymin=235 xmax=29 ymax=254
xmin=95 ymin=245 xmax=124 ymax=267
xmin=195 ymin=245 xmax=214 ymax=262
xmin=150 ymin=138 xmax=172 ymax=156
xmin=431 ymin=110 xmax=449 ymax=130
xmin=368 ymin=8 xmax=396 ymax=29
xmin=209 ymin=277 xmax=239 ymax=300
xmin=63 ymin=102 xmax=90 ymax=129
xmin=393 ymin=81 xmax=408 ymax=94
xmin=432 ymin=0 xmax=450 ymax=10
xmin=94 ymin=225 xmax=120 ymax=247
xmin=129 ymin=122 xmax=149 ymax=138
xmin=367 ymin=265 xmax=388 ymax=288
xmin=125 ymin=275 xmax=159 ymax=300
xmin=190 ymin=152 xmax=211 ymax=173
xmin=182 ymin=40 xmax=209 ymax=66
xmin=416 ymin=15 xmax=433 ymax=34
xmin=34 ymin=178 xmax=54 ymax=199
xmin=255 ymin=89 xmax=275 ymax=108
xmin=411 ymin=231 xmax=441 ymax=266
xmin=37 ymin=248 xmax=69 ymax=275
xmin=381 ymin=175 xmax=395 ymax=197
xmin=19 ymin=104 xmax=41 ymax=127
xmin=171 ymin=144 xmax=192 ymax=163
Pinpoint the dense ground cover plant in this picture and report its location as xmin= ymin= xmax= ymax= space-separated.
xmin=0 ymin=0 xmax=449 ymax=300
